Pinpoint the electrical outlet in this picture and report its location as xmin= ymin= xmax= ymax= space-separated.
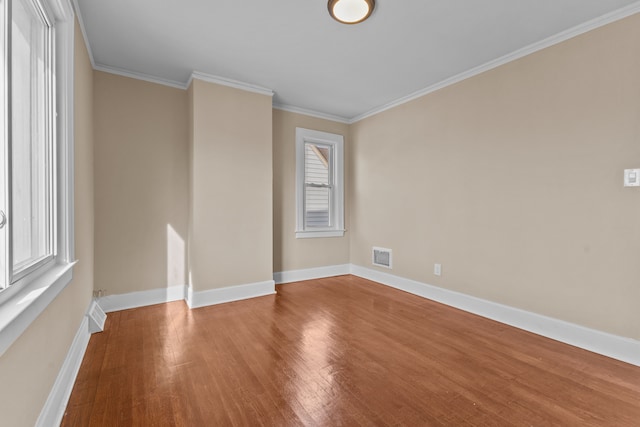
xmin=93 ymin=289 xmax=107 ymax=298
xmin=434 ymin=263 xmax=442 ymax=276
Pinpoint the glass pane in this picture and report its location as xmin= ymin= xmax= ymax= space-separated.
xmin=305 ymin=185 xmax=330 ymax=228
xmin=11 ymin=0 xmax=51 ymax=275
xmin=305 ymin=143 xmax=330 ymax=185
xmin=304 ymin=143 xmax=332 ymax=228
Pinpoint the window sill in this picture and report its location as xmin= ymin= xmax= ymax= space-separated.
xmin=296 ymin=230 xmax=345 ymax=239
xmin=0 ymin=261 xmax=76 ymax=357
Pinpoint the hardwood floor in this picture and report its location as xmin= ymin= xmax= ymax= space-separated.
xmin=62 ymin=275 xmax=640 ymax=426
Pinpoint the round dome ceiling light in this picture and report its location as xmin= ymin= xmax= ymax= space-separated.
xmin=328 ymin=0 xmax=375 ymax=25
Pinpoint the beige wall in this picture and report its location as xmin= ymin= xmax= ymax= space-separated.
xmin=0 ymin=18 xmax=95 ymax=426
xmin=272 ymin=109 xmax=350 ymax=272
xmin=94 ymin=72 xmax=189 ymax=295
xmin=188 ymin=79 xmax=273 ymax=290
xmin=349 ymin=14 xmax=640 ymax=340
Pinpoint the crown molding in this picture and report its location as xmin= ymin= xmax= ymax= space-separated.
xmin=273 ymin=103 xmax=350 ymax=124
xmin=93 ymin=64 xmax=188 ymax=89
xmin=188 ymin=71 xmax=274 ymax=97
xmin=71 ymin=0 xmax=95 ymax=68
xmin=72 ymin=0 xmax=186 ymax=90
xmin=350 ymin=1 xmax=640 ymax=123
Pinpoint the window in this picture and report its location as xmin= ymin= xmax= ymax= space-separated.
xmin=2 ymin=0 xmax=54 ymax=288
xmin=295 ymin=127 xmax=344 ymax=238
xmin=0 ymin=0 xmax=74 ymax=356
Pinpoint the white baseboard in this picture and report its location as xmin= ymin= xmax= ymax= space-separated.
xmin=84 ymin=269 xmax=640 ymax=367
xmin=274 ymin=264 xmax=351 ymax=284
xmin=98 ymin=285 xmax=186 ymax=313
xmin=186 ymin=280 xmax=276 ymax=309
xmin=36 ymin=315 xmax=91 ymax=427
xmin=350 ymin=264 xmax=640 ymax=367
xmin=97 ymin=280 xmax=277 ymax=313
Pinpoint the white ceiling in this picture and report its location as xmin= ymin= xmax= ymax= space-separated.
xmin=75 ymin=0 xmax=640 ymax=122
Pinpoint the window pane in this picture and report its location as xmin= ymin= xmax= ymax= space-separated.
xmin=305 ymin=186 xmax=330 ymax=228
xmin=305 ymin=143 xmax=329 ymax=185
xmin=11 ymin=0 xmax=51 ymax=274
xmin=304 ymin=143 xmax=331 ymax=228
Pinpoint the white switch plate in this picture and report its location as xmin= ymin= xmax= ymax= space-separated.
xmin=434 ymin=263 xmax=442 ymax=276
xmin=624 ymin=169 xmax=640 ymax=187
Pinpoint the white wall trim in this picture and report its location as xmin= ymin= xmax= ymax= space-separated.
xmin=274 ymin=264 xmax=351 ymax=284
xmin=36 ymin=315 xmax=91 ymax=427
xmin=186 ymin=280 xmax=276 ymax=309
xmin=97 ymin=285 xmax=186 ymax=313
xmin=0 ymin=263 xmax=76 ymax=357
xmin=349 ymin=3 xmax=640 ymax=123
xmin=96 ymin=280 xmax=277 ymax=313
xmin=55 ymin=0 xmax=76 ymax=265
xmin=93 ymin=63 xmax=188 ymax=90
xmin=70 ymin=0 xmax=96 ymax=68
xmin=350 ymin=264 xmax=640 ymax=367
xmin=188 ymin=71 xmax=274 ymax=97
xmin=295 ymin=230 xmax=346 ymax=239
xmin=273 ymin=103 xmax=350 ymax=124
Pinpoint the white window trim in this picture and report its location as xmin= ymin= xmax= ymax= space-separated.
xmin=295 ymin=127 xmax=344 ymax=239
xmin=0 ymin=0 xmax=75 ymax=357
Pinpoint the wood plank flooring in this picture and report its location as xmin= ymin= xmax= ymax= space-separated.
xmin=62 ymin=275 xmax=640 ymax=426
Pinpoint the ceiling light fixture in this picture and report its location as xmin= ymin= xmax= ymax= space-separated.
xmin=328 ymin=0 xmax=375 ymax=25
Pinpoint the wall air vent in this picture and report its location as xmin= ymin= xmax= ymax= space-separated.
xmin=372 ymin=247 xmax=392 ymax=269
xmin=87 ymin=300 xmax=107 ymax=333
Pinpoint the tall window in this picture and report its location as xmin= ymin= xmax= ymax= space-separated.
xmin=295 ymin=128 xmax=344 ymax=238
xmin=0 ymin=0 xmax=74 ymax=355
xmin=1 ymin=0 xmax=54 ymax=288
